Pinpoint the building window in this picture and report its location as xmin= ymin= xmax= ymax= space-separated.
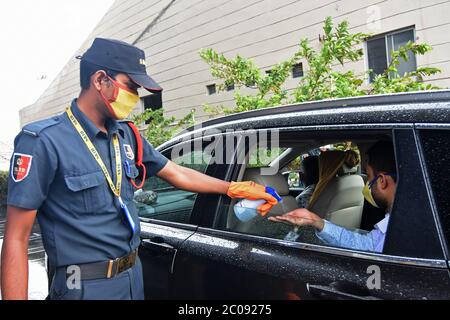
xmin=142 ymin=92 xmax=162 ymax=111
xmin=142 ymin=92 xmax=162 ymax=124
xmin=265 ymin=69 xmax=273 ymax=75
xmin=226 ymin=83 xmax=235 ymax=91
xmin=292 ymin=63 xmax=304 ymax=78
xmin=206 ymin=84 xmax=216 ymax=95
xmin=366 ymin=28 xmax=417 ymax=82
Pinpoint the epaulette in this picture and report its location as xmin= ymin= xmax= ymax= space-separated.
xmin=22 ymin=116 xmax=61 ymax=137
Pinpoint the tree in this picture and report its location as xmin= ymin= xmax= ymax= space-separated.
xmin=200 ymin=48 xmax=294 ymax=114
xmin=200 ymin=16 xmax=441 ymax=115
xmin=133 ymin=108 xmax=195 ymax=147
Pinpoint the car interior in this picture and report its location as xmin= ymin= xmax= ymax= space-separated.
xmin=135 ymin=130 xmax=391 ymax=250
xmin=223 ymin=130 xmax=390 ymax=245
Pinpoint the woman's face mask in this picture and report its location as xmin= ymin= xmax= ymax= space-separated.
xmin=99 ymin=73 xmax=139 ymax=120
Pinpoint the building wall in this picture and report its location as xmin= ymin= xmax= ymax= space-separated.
xmin=20 ymin=0 xmax=450 ymax=126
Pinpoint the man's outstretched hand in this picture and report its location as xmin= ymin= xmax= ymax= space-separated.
xmin=226 ymin=181 xmax=278 ymax=216
xmin=268 ymin=208 xmax=325 ymax=231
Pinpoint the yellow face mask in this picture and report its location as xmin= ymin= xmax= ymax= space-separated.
xmin=100 ymin=74 xmax=140 ymax=120
xmin=362 ymin=180 xmax=379 ymax=208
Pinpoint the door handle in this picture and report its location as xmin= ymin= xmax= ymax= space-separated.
xmin=140 ymin=238 xmax=177 ymax=274
xmin=141 ymin=237 xmax=176 ymax=253
xmin=307 ymin=281 xmax=380 ymax=300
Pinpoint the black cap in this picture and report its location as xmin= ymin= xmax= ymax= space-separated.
xmin=78 ymin=38 xmax=162 ymax=92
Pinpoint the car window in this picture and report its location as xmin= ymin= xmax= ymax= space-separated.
xmin=418 ymin=129 xmax=450 ymax=251
xmin=217 ymin=134 xmax=397 ymax=254
xmin=135 ymin=148 xmax=210 ymax=224
xmin=246 ymin=146 xmax=286 ymax=168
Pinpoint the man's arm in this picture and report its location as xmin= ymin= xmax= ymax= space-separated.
xmin=1 ymin=206 xmax=37 ymax=300
xmin=314 ymin=220 xmax=379 ymax=252
xmin=269 ymin=208 xmax=383 ymax=252
xmin=156 ymin=160 xmax=230 ymax=194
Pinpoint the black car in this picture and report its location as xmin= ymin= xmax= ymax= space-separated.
xmin=136 ymin=90 xmax=450 ymax=300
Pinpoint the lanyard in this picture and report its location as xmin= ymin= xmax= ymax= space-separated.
xmin=66 ymin=107 xmax=136 ymax=233
xmin=66 ymin=107 xmax=122 ymax=197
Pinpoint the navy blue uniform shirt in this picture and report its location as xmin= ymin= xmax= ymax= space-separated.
xmin=7 ymin=99 xmax=168 ymax=267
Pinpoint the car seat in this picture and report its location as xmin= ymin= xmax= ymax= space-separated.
xmin=308 ymin=163 xmax=364 ymax=229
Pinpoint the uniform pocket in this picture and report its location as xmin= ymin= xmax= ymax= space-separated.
xmin=64 ymin=171 xmax=109 ymax=214
xmin=122 ymin=161 xmax=139 ymax=201
xmin=81 ymin=271 xmax=132 ymax=300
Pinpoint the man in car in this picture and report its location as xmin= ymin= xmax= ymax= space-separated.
xmin=270 ymin=141 xmax=397 ymax=253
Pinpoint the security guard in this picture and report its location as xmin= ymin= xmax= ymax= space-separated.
xmin=0 ymin=38 xmax=278 ymax=300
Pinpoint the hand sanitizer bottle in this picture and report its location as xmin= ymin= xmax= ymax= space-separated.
xmin=233 ymin=186 xmax=282 ymax=222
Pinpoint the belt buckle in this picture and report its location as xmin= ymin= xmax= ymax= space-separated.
xmin=107 ymin=251 xmax=136 ymax=278
xmin=107 ymin=258 xmax=118 ymax=279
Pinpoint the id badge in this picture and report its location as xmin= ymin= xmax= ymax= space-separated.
xmin=118 ymin=197 xmax=136 ymax=233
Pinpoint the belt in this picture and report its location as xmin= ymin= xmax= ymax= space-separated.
xmin=64 ymin=249 xmax=138 ymax=281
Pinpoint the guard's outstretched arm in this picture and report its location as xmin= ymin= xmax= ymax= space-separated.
xmin=156 ymin=160 xmax=230 ymax=194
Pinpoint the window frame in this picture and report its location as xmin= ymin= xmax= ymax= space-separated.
xmin=199 ymin=123 xmax=447 ymax=268
xmin=365 ymin=26 xmax=417 ymax=83
xmin=138 ymin=137 xmax=224 ymax=228
xmin=142 ymin=92 xmax=163 ymax=111
xmin=414 ymin=123 xmax=450 ymax=260
xmin=206 ymin=83 xmax=217 ymax=95
xmin=292 ymin=62 xmax=304 ymax=78
xmin=226 ymin=84 xmax=235 ymax=91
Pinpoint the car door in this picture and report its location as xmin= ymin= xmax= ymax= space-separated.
xmin=169 ymin=126 xmax=450 ymax=300
xmin=138 ymin=138 xmax=230 ymax=299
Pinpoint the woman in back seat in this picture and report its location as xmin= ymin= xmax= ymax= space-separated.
xmin=296 ymin=155 xmax=319 ymax=208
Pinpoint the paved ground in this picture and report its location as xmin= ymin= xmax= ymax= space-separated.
xmin=0 ymin=206 xmax=48 ymax=300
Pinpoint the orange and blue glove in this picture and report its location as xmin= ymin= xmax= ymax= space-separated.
xmin=226 ymin=181 xmax=279 ymax=216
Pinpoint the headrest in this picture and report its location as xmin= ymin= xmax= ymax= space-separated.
xmin=337 ymin=163 xmax=358 ymax=176
xmin=242 ymin=168 xmax=289 ymax=196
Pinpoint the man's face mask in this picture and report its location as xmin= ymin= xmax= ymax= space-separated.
xmin=362 ymin=177 xmax=380 ymax=208
xmin=362 ymin=173 xmax=396 ymax=209
xmin=99 ymin=73 xmax=139 ymax=120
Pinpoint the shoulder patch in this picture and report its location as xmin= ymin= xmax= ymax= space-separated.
xmin=22 ymin=116 xmax=61 ymax=137
xmin=11 ymin=153 xmax=33 ymax=182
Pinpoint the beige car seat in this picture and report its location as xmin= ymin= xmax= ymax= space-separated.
xmin=308 ymin=164 xmax=364 ymax=229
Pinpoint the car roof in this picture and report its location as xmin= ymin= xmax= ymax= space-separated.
xmin=158 ymin=90 xmax=450 ymax=151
